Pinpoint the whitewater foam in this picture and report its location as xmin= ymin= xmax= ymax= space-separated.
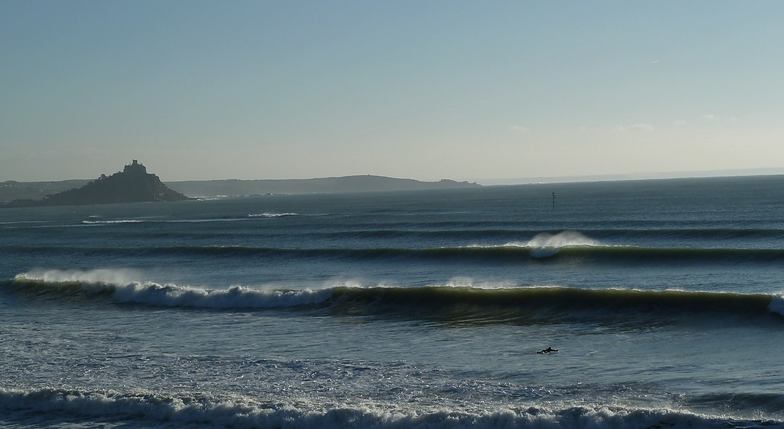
xmin=0 ymin=387 xmax=773 ymax=429
xmin=443 ymin=277 xmax=522 ymax=289
xmin=81 ymin=219 xmax=144 ymax=224
xmin=248 ymin=212 xmax=299 ymax=218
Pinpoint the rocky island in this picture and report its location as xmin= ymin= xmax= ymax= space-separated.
xmin=5 ymin=161 xmax=191 ymax=207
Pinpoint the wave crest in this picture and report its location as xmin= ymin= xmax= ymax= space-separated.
xmin=12 ymin=270 xmax=331 ymax=309
xmin=6 ymin=270 xmax=784 ymax=323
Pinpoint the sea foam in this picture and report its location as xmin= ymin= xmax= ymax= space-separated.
xmin=248 ymin=212 xmax=299 ymax=218
xmin=0 ymin=387 xmax=769 ymax=429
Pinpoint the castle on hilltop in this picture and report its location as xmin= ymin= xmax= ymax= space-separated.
xmin=123 ymin=160 xmax=148 ymax=175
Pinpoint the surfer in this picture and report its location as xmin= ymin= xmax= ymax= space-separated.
xmin=537 ymin=347 xmax=558 ymax=354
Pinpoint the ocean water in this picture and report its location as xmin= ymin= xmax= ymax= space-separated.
xmin=2 ymin=176 xmax=784 ymax=428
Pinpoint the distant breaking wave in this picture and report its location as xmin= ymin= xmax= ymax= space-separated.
xmin=247 ymin=212 xmax=298 ymax=218
xmin=81 ymin=219 xmax=144 ymax=224
xmin=481 ymin=231 xmax=601 ymax=257
xmin=79 ymin=214 xmax=299 ymax=225
xmin=318 ymin=227 xmax=784 ymax=240
xmin=6 ymin=270 xmax=784 ymax=324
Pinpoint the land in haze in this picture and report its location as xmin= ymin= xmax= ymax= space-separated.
xmin=166 ymin=176 xmax=480 ymax=198
xmin=0 ymin=164 xmax=481 ymax=205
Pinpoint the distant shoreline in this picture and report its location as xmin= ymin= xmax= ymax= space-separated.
xmin=4 ymin=171 xmax=784 ymax=205
xmin=0 ymin=174 xmax=481 ymax=204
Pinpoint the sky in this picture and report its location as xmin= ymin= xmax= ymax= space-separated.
xmin=2 ymin=1 xmax=783 ymax=182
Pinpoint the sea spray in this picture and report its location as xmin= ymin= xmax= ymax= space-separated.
xmin=522 ymin=231 xmax=601 ymax=257
xmin=466 ymin=231 xmax=603 ymax=257
xmin=16 ymin=268 xmax=142 ymax=287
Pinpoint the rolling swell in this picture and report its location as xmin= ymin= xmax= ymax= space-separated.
xmin=7 ymin=243 xmax=784 ymax=264
xmin=281 ymin=227 xmax=784 ymax=241
xmin=327 ymin=286 xmax=784 ymax=324
xmin=0 ymin=387 xmax=777 ymax=429
xmin=6 ymin=272 xmax=784 ymax=325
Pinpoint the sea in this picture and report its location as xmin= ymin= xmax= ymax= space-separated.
xmin=2 ymin=175 xmax=784 ymax=429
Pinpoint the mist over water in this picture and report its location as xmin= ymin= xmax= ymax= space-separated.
xmin=4 ymin=177 xmax=784 ymax=428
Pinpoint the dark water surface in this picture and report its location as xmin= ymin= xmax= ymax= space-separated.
xmin=2 ymin=176 xmax=784 ymax=428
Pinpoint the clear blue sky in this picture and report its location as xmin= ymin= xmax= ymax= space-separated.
xmin=2 ymin=1 xmax=783 ymax=181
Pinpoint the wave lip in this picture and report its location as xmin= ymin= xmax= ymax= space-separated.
xmin=11 ymin=271 xmax=332 ymax=310
xmin=0 ymin=387 xmax=779 ymax=429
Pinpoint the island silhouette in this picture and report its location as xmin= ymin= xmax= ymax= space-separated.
xmin=5 ymin=161 xmax=190 ymax=207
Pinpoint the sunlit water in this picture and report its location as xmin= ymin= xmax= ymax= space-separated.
xmin=3 ymin=176 xmax=784 ymax=428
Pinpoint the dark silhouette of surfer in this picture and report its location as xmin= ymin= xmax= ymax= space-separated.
xmin=537 ymin=347 xmax=558 ymax=354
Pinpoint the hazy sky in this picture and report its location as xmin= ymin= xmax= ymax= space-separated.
xmin=2 ymin=1 xmax=783 ymax=182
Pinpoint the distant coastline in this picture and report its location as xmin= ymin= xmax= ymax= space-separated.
xmin=2 ymin=161 xmax=190 ymax=207
xmin=6 ymin=169 xmax=784 ymax=204
xmin=166 ymin=176 xmax=480 ymax=199
xmin=0 ymin=173 xmax=481 ymax=204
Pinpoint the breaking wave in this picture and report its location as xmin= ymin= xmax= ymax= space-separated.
xmin=5 ymin=270 xmax=784 ymax=324
xmin=10 ymin=270 xmax=332 ymax=309
xmin=477 ymin=231 xmax=601 ymax=257
xmin=0 ymin=387 xmax=777 ymax=429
